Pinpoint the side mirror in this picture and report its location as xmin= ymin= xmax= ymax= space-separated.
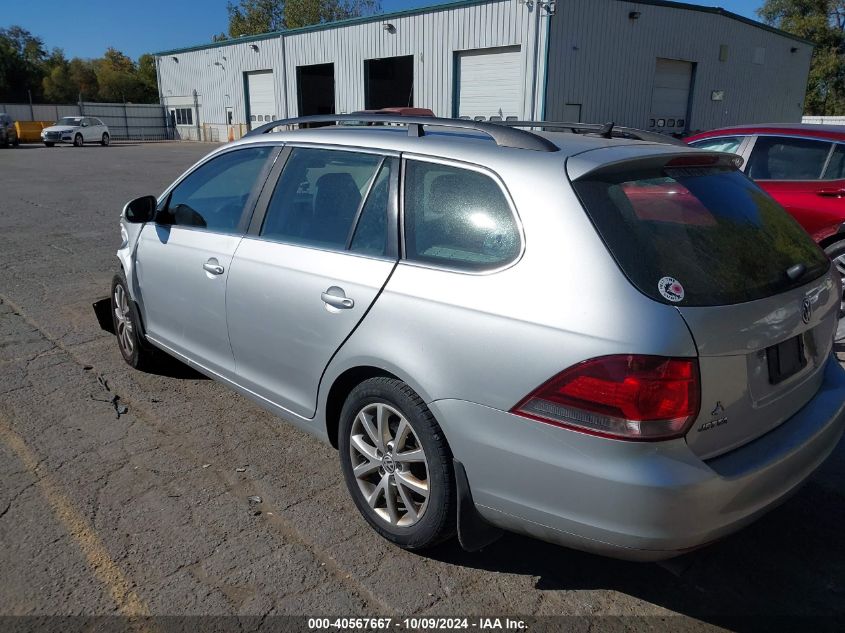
xmin=123 ymin=195 xmax=158 ymax=223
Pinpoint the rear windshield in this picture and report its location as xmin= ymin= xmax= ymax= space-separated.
xmin=572 ymin=163 xmax=829 ymax=306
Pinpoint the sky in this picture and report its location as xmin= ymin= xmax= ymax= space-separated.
xmin=7 ymin=0 xmax=765 ymax=60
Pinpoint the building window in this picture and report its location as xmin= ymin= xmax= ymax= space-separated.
xmin=174 ymin=108 xmax=193 ymax=125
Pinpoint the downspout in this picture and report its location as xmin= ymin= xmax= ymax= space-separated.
xmin=529 ymin=2 xmax=541 ymax=122
xmin=279 ymin=33 xmax=289 ymax=118
xmin=154 ymin=57 xmax=168 ymax=139
xmin=539 ymin=5 xmax=553 ymax=121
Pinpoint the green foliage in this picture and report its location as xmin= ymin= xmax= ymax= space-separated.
xmin=758 ymin=1 xmax=845 ymax=114
xmin=0 ymin=25 xmax=158 ymax=104
xmin=224 ymin=0 xmax=381 ymax=36
xmin=227 ymin=0 xmax=286 ymax=37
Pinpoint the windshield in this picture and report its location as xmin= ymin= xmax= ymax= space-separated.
xmin=572 ymin=162 xmax=829 ymax=306
xmin=56 ymin=117 xmax=82 ymax=126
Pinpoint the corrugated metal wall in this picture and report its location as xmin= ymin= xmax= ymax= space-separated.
xmin=155 ymin=0 xmax=812 ymax=140
xmin=544 ymin=0 xmax=812 ymax=131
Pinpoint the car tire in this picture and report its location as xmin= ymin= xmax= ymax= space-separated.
xmin=44 ymin=142 xmax=54 ymax=147
xmin=74 ymin=133 xmax=84 ymax=147
xmin=338 ymin=376 xmax=456 ymax=550
xmin=12 ymin=137 xmax=18 ymax=147
xmin=101 ymin=133 xmax=110 ymax=146
xmin=825 ymin=239 xmax=845 ymax=318
xmin=111 ymin=272 xmax=159 ymax=370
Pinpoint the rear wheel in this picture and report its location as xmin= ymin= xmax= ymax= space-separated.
xmin=101 ymin=132 xmax=110 ymax=146
xmin=111 ymin=273 xmax=159 ymax=370
xmin=825 ymin=239 xmax=845 ymax=320
xmin=12 ymin=136 xmax=18 ymax=147
xmin=338 ymin=377 xmax=456 ymax=550
xmin=74 ymin=133 xmax=83 ymax=147
xmin=44 ymin=142 xmax=54 ymax=147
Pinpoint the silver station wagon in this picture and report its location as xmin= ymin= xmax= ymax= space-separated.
xmin=110 ymin=115 xmax=845 ymax=560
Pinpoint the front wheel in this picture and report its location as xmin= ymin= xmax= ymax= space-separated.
xmin=74 ymin=133 xmax=83 ymax=147
xmin=44 ymin=142 xmax=54 ymax=147
xmin=111 ymin=273 xmax=159 ymax=370
xmin=100 ymin=133 xmax=110 ymax=146
xmin=338 ymin=377 xmax=456 ymax=550
xmin=825 ymin=239 xmax=845 ymax=319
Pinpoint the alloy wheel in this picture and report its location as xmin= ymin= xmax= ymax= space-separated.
xmin=113 ymin=284 xmax=134 ymax=356
xmin=348 ymin=402 xmax=430 ymax=527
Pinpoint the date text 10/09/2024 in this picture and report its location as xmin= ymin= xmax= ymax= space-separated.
xmin=308 ymin=617 xmax=528 ymax=630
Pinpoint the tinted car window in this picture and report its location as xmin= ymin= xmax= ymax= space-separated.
xmin=261 ymin=148 xmax=383 ymax=250
xmin=823 ymin=144 xmax=845 ymax=180
xmin=689 ymin=136 xmax=743 ymax=154
xmin=747 ymin=136 xmax=832 ymax=180
xmin=403 ymin=161 xmax=519 ymax=271
xmin=159 ymin=146 xmax=273 ymax=232
xmin=350 ymin=161 xmax=392 ymax=256
xmin=572 ymin=164 xmax=829 ymax=306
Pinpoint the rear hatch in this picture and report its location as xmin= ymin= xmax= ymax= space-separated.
xmin=569 ymin=150 xmax=840 ymax=459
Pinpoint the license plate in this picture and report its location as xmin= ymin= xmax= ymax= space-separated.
xmin=767 ymin=335 xmax=807 ymax=384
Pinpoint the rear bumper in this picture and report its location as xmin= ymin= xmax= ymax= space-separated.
xmin=430 ymin=356 xmax=845 ymax=561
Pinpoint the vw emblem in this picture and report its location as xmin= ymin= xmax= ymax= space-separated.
xmin=801 ymin=298 xmax=812 ymax=324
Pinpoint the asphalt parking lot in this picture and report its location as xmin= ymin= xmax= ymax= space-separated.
xmin=1 ymin=141 xmax=845 ymax=632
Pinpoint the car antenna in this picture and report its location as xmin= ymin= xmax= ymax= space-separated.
xmin=599 ymin=122 xmax=615 ymax=139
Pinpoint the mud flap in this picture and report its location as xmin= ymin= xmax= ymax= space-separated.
xmin=454 ymin=458 xmax=503 ymax=552
xmin=92 ymin=297 xmax=115 ymax=334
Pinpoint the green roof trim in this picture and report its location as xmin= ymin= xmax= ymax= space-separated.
xmin=153 ymin=0 xmax=812 ymax=57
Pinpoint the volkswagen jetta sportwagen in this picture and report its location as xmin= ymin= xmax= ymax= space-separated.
xmin=108 ymin=115 xmax=845 ymax=560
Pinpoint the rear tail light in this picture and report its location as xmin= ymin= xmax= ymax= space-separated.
xmin=511 ymin=355 xmax=700 ymax=441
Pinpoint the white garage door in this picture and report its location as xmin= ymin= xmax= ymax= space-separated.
xmin=457 ymin=46 xmax=522 ymax=120
xmin=650 ymin=58 xmax=692 ymax=132
xmin=247 ymin=71 xmax=276 ymax=130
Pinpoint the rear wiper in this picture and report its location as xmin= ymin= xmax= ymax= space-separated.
xmin=786 ymin=263 xmax=806 ymax=281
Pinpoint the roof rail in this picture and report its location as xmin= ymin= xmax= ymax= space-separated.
xmin=244 ymin=114 xmax=559 ymax=152
xmin=495 ymin=120 xmax=686 ymax=146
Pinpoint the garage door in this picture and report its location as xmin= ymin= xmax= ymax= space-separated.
xmin=246 ymin=71 xmax=276 ymax=130
xmin=650 ymin=58 xmax=693 ymax=133
xmin=456 ymin=46 xmax=522 ymax=120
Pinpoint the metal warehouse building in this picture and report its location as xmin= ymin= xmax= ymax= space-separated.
xmin=154 ymin=0 xmax=812 ymax=141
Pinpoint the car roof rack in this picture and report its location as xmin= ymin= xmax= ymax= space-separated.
xmin=496 ymin=120 xmax=686 ymax=146
xmin=244 ymin=114 xmax=559 ymax=152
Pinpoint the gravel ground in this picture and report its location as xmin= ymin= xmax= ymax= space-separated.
xmin=1 ymin=141 xmax=844 ymax=632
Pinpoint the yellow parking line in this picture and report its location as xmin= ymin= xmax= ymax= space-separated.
xmin=0 ymin=415 xmax=151 ymax=618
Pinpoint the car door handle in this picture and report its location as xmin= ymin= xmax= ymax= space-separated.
xmin=203 ymin=260 xmax=225 ymax=275
xmin=321 ymin=288 xmax=354 ymax=309
xmin=816 ymin=188 xmax=845 ymax=198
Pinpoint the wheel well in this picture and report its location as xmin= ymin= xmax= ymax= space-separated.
xmin=324 ymin=366 xmax=399 ymax=449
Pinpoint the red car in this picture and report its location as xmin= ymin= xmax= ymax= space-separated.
xmin=687 ymin=124 xmax=845 ymax=314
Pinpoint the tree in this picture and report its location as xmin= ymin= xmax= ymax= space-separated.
xmin=69 ymin=58 xmax=99 ymax=100
xmin=42 ymin=54 xmax=77 ymax=102
xmin=137 ymin=54 xmax=159 ymax=102
xmin=227 ymin=0 xmax=285 ymax=37
xmin=95 ymin=48 xmax=142 ymax=102
xmin=285 ymin=0 xmax=380 ymax=29
xmin=758 ymin=1 xmax=845 ymax=114
xmin=0 ymin=26 xmax=47 ymax=101
xmin=224 ymin=0 xmax=381 ymax=36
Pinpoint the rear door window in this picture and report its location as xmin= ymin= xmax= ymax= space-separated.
xmin=260 ymin=148 xmax=384 ymax=251
xmin=572 ymin=160 xmax=829 ymax=306
xmin=747 ymin=136 xmax=832 ymax=180
xmin=823 ymin=144 xmax=845 ymax=180
xmin=402 ymin=161 xmax=520 ymax=271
